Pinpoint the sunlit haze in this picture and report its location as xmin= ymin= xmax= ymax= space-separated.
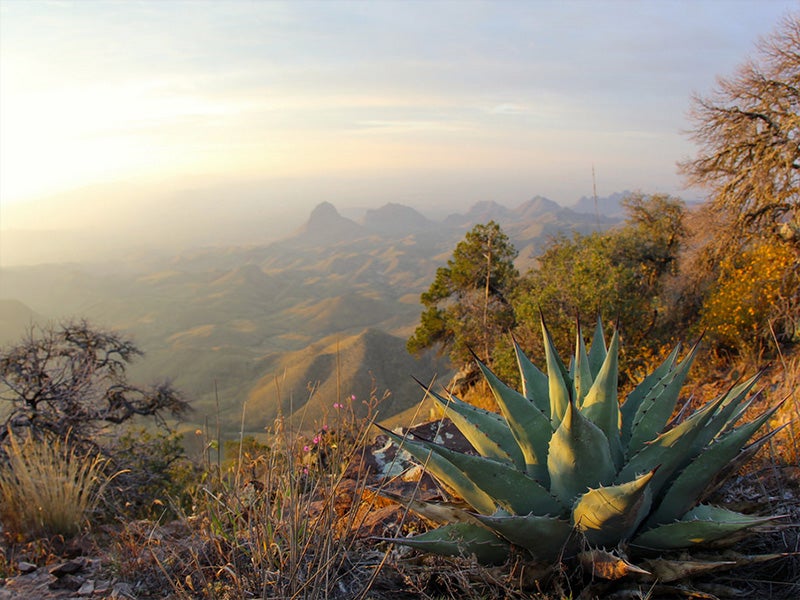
xmin=0 ymin=0 xmax=796 ymax=262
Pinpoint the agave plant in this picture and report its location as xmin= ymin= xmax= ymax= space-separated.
xmin=378 ymin=317 xmax=783 ymax=565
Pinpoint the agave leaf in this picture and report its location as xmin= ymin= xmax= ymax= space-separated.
xmin=631 ymin=505 xmax=782 ymax=551
xmin=616 ymin=393 xmax=725 ymax=494
xmin=647 ymin=402 xmax=782 ymax=526
xmin=579 ymin=329 xmax=623 ymax=467
xmin=572 ymin=469 xmax=655 ymax=547
xmin=387 ymin=427 xmax=564 ymax=517
xmin=627 ymin=340 xmax=701 ymax=456
xmin=374 ymin=488 xmax=483 ymax=526
xmin=620 ymin=344 xmax=681 ymax=445
xmin=587 ymin=315 xmax=607 ymax=379
xmin=692 ymin=372 xmax=763 ymax=452
xmin=639 ymin=557 xmax=736 ymax=583
xmin=698 ymin=425 xmax=787 ymax=504
xmin=423 ymin=382 xmax=525 ymax=469
xmin=542 ymin=316 xmax=572 ymax=428
xmin=578 ymin=549 xmax=651 ymax=580
xmin=385 ymin=522 xmax=511 ymax=565
xmin=641 ymin=552 xmax=788 ymax=583
xmin=475 ymin=357 xmax=552 ymax=481
xmin=377 ymin=426 xmax=497 ymax=514
xmin=548 ymin=400 xmax=615 ymax=505
xmin=473 ymin=512 xmax=575 ymax=561
xmin=573 ymin=321 xmax=593 ymax=406
xmin=513 ymin=337 xmax=550 ymax=417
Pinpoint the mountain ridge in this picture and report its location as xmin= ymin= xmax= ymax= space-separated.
xmin=0 ymin=192 xmax=628 ymax=435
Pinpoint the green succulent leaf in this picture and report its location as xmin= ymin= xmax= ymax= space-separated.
xmin=513 ymin=337 xmax=550 ymax=417
xmin=542 ymin=316 xmax=572 ymax=427
xmin=579 ymin=328 xmax=623 ymax=467
xmin=587 ymin=315 xmax=608 ymax=379
xmin=424 ymin=383 xmax=525 ymax=468
xmin=632 ymin=505 xmax=782 ymax=551
xmin=616 ymin=393 xmax=725 ymax=495
xmin=387 ymin=522 xmax=511 ymax=565
xmin=475 ymin=357 xmax=552 ymax=481
xmin=620 ymin=344 xmax=681 ymax=445
xmin=648 ymin=402 xmax=783 ymax=526
xmin=377 ymin=426 xmax=497 ymax=514
xmin=395 ymin=429 xmax=564 ymax=517
xmin=374 ymin=489 xmax=483 ymax=526
xmin=573 ymin=321 xmax=593 ymax=406
xmin=693 ymin=372 xmax=763 ymax=452
xmin=572 ymin=469 xmax=655 ymax=547
xmin=548 ymin=400 xmax=615 ymax=505
xmin=473 ymin=511 xmax=575 ymax=561
xmin=627 ymin=340 xmax=701 ymax=456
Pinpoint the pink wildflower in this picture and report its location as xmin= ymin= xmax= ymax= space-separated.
xmin=303 ymin=445 xmax=310 ymax=452
xmin=313 ymin=435 xmax=321 ymax=444
xmin=333 ymin=402 xmax=342 ymax=409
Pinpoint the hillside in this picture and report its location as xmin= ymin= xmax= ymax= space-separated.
xmin=0 ymin=196 xmax=622 ymax=435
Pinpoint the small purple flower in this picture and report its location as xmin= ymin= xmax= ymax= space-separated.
xmin=313 ymin=435 xmax=321 ymax=444
xmin=322 ymin=424 xmax=329 ymax=431
xmin=350 ymin=394 xmax=356 ymax=401
xmin=333 ymin=402 xmax=342 ymax=409
xmin=303 ymin=445 xmax=310 ymax=452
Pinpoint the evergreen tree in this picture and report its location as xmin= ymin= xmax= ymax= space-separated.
xmin=408 ymin=221 xmax=519 ymax=375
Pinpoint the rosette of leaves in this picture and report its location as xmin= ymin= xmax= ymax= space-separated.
xmin=378 ymin=317 xmax=783 ymax=566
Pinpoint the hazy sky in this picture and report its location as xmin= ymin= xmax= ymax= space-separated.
xmin=1 ymin=0 xmax=797 ymax=215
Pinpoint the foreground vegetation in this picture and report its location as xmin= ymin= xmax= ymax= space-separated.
xmin=0 ymin=326 xmax=797 ymax=599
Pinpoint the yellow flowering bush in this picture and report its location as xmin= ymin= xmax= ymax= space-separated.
xmin=701 ymin=240 xmax=799 ymax=354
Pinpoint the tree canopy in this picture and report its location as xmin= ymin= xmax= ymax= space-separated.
xmin=680 ymin=13 xmax=800 ymax=247
xmin=0 ymin=320 xmax=190 ymax=450
xmin=513 ymin=193 xmax=686 ymax=359
xmin=407 ymin=221 xmax=519 ymax=372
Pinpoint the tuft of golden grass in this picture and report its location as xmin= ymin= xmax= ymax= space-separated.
xmin=0 ymin=430 xmax=114 ymax=540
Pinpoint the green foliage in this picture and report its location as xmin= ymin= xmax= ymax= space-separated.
xmin=408 ymin=221 xmax=519 ymax=371
xmin=383 ymin=319 xmax=781 ymax=566
xmin=111 ymin=427 xmax=199 ymax=518
xmin=514 ymin=193 xmax=686 ymax=366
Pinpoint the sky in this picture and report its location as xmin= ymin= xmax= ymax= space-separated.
xmin=0 ymin=0 xmax=798 ymax=228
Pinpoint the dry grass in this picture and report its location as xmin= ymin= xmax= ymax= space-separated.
xmin=109 ymin=393 xmax=393 ymax=599
xmin=0 ymin=430 xmax=114 ymax=541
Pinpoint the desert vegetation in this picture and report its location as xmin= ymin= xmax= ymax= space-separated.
xmin=1 ymin=11 xmax=799 ymax=600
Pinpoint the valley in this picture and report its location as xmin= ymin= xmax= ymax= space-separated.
xmin=0 ymin=196 xmax=620 ymax=438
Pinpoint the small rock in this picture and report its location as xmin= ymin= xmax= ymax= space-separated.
xmin=49 ymin=573 xmax=84 ymax=591
xmin=16 ymin=562 xmax=37 ymax=574
xmin=78 ymin=579 xmax=95 ymax=595
xmin=50 ymin=557 xmax=86 ymax=577
xmin=111 ymin=582 xmax=134 ymax=598
xmin=93 ymin=579 xmax=113 ymax=595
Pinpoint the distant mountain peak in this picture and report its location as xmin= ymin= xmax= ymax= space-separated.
xmin=362 ymin=203 xmax=435 ymax=234
xmin=293 ymin=201 xmax=363 ymax=243
xmin=308 ymin=201 xmax=341 ymax=222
